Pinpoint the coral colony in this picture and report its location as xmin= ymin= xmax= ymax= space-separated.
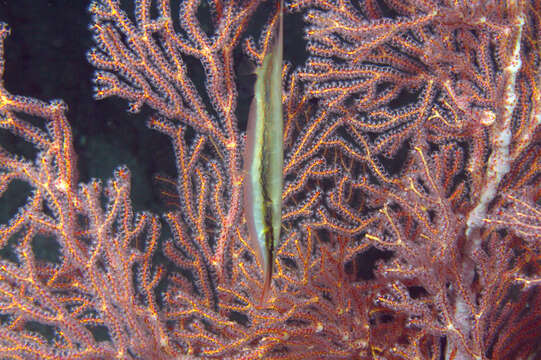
xmin=0 ymin=0 xmax=539 ymax=359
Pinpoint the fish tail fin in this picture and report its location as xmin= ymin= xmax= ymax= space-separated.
xmin=260 ymin=258 xmax=273 ymax=304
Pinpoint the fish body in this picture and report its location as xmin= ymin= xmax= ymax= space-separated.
xmin=244 ymin=0 xmax=283 ymax=301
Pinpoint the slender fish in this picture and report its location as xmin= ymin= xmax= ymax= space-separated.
xmin=244 ymin=0 xmax=284 ymax=301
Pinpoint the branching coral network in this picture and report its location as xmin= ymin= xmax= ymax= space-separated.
xmin=0 ymin=0 xmax=539 ymax=359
